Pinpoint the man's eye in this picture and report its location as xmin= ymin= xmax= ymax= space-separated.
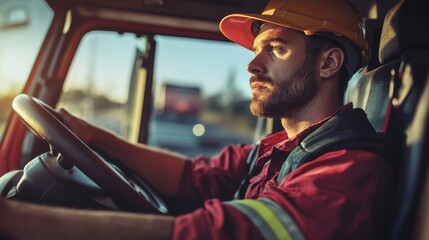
xmin=269 ymin=45 xmax=286 ymax=55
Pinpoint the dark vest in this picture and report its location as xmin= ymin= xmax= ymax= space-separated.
xmin=235 ymin=108 xmax=390 ymax=199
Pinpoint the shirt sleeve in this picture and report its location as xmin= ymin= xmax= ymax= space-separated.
xmin=173 ymin=150 xmax=392 ymax=240
xmin=174 ymin=199 xmax=265 ymax=240
xmin=172 ymin=144 xmax=254 ymax=205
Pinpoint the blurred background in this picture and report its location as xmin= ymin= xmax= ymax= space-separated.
xmin=0 ymin=0 xmax=257 ymax=157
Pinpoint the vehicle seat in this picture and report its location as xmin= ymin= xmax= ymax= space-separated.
xmin=345 ymin=0 xmax=429 ymax=239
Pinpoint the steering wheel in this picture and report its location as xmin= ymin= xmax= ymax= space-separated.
xmin=12 ymin=94 xmax=168 ymax=214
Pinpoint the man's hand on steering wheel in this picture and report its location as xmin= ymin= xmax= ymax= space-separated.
xmin=58 ymin=109 xmax=105 ymax=146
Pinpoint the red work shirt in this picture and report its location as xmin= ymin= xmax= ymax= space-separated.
xmin=172 ymin=106 xmax=392 ymax=240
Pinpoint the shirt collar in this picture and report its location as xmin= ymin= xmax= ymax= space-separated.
xmin=255 ymin=103 xmax=353 ymax=166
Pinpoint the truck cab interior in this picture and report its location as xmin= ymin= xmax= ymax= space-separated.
xmin=0 ymin=0 xmax=428 ymax=238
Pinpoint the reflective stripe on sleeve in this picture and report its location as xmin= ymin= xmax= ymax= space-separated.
xmin=226 ymin=198 xmax=305 ymax=240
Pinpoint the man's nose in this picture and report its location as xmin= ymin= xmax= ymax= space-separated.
xmin=247 ymin=53 xmax=266 ymax=75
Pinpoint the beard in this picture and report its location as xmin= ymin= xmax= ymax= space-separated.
xmin=249 ymin=56 xmax=318 ymax=118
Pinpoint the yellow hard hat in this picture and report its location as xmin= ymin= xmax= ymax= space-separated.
xmin=220 ymin=0 xmax=369 ymax=72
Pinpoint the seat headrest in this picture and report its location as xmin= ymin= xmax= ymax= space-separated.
xmin=379 ymin=0 xmax=429 ymax=64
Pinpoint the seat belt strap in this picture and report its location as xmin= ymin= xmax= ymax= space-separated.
xmin=234 ymin=144 xmax=260 ymax=199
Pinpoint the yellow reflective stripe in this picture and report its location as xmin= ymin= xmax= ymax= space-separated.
xmin=238 ymin=199 xmax=292 ymax=240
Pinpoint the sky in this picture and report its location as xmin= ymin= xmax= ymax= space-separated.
xmin=154 ymin=35 xmax=254 ymax=97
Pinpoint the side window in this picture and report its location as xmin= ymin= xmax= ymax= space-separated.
xmin=149 ymin=36 xmax=256 ymax=157
xmin=58 ymin=31 xmax=147 ymax=142
xmin=0 ymin=0 xmax=53 ymax=139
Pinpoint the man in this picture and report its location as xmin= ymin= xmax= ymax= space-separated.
xmin=0 ymin=0 xmax=392 ymax=239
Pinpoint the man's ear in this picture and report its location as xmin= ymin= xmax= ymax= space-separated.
xmin=319 ymin=48 xmax=345 ymax=78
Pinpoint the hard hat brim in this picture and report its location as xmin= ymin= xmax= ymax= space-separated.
xmin=220 ymin=13 xmax=305 ymax=51
xmin=220 ymin=13 xmax=368 ymax=53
